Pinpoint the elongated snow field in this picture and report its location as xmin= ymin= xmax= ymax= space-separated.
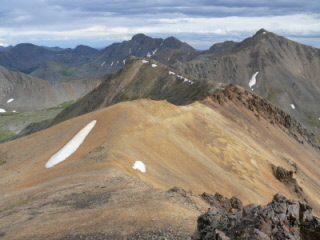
xmin=249 ymin=72 xmax=259 ymax=88
xmin=45 ymin=120 xmax=97 ymax=168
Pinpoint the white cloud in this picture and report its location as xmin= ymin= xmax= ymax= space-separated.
xmin=0 ymin=1 xmax=319 ymax=49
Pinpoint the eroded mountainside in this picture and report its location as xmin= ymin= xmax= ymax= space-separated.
xmin=0 ymin=66 xmax=102 ymax=112
xmin=17 ymin=57 xmax=216 ymax=137
xmin=0 ymin=89 xmax=319 ymax=239
xmin=174 ymin=29 xmax=320 ymax=138
xmin=0 ymin=65 xmax=102 ymax=142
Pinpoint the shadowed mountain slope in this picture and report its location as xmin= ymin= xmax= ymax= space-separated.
xmin=0 ymin=35 xmax=195 ymax=82
xmin=0 ymin=84 xmax=319 ymax=239
xmin=0 ymin=65 xmax=103 ymax=142
xmin=17 ymin=57 xmax=216 ymax=137
xmin=30 ymin=34 xmax=195 ymax=82
xmin=174 ymin=29 xmax=320 ymax=138
xmin=0 ymin=43 xmax=99 ymax=74
xmin=0 ymin=65 xmax=102 ymax=112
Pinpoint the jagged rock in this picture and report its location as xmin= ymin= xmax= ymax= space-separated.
xmin=193 ymin=193 xmax=320 ymax=240
xmin=271 ymin=165 xmax=306 ymax=202
xmin=211 ymin=84 xmax=319 ymax=149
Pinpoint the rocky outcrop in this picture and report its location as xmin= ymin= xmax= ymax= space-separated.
xmin=193 ymin=193 xmax=320 ymax=240
xmin=211 ymin=84 xmax=320 ymax=149
xmin=271 ymin=165 xmax=306 ymax=203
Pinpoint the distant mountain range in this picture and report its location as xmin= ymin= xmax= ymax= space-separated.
xmin=0 ymin=45 xmax=13 ymax=51
xmin=2 ymin=29 xmax=318 ymax=140
xmin=0 ymin=29 xmax=320 ymax=239
xmin=0 ymin=35 xmax=194 ymax=82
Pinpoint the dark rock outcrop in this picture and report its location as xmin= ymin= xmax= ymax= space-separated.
xmin=271 ymin=165 xmax=307 ymax=203
xmin=193 ymin=193 xmax=320 ymax=240
xmin=211 ymin=84 xmax=320 ymax=149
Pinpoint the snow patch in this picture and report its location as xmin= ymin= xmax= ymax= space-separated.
xmin=146 ymin=52 xmax=151 ymax=58
xmin=132 ymin=161 xmax=146 ymax=173
xmin=169 ymin=71 xmax=175 ymax=75
xmin=291 ymin=104 xmax=295 ymax=109
xmin=7 ymin=98 xmax=14 ymax=103
xmin=142 ymin=60 xmax=149 ymax=64
xmin=12 ymin=110 xmax=16 ymax=113
xmin=101 ymin=61 xmax=105 ymax=67
xmin=123 ymin=59 xmax=126 ymax=65
xmin=263 ymin=32 xmax=266 ymax=34
xmin=45 ymin=120 xmax=97 ymax=168
xmin=0 ymin=108 xmax=6 ymax=113
xmin=151 ymin=64 xmax=157 ymax=68
xmin=111 ymin=61 xmax=114 ymax=66
xmin=152 ymin=48 xmax=158 ymax=55
xmin=249 ymin=72 xmax=259 ymax=88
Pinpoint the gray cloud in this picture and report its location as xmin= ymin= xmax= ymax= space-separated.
xmin=0 ymin=0 xmax=319 ymax=49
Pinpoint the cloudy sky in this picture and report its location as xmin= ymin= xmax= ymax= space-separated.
xmin=1 ymin=0 xmax=319 ymax=49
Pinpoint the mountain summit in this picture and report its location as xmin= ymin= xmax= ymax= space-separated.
xmin=174 ymin=29 xmax=320 ymax=138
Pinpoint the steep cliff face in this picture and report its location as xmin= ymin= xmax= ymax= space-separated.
xmin=174 ymin=29 xmax=320 ymax=138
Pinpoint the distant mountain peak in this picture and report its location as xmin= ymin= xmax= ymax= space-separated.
xmin=256 ymin=28 xmax=269 ymax=35
xmin=162 ymin=36 xmax=184 ymax=49
xmin=131 ymin=33 xmax=155 ymax=44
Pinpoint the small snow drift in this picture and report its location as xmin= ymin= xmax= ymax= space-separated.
xmin=7 ymin=98 xmax=14 ymax=103
xmin=169 ymin=71 xmax=175 ymax=75
xmin=249 ymin=72 xmax=259 ymax=88
xmin=45 ymin=120 xmax=97 ymax=168
xmin=151 ymin=64 xmax=157 ymax=68
xmin=132 ymin=161 xmax=146 ymax=173
xmin=142 ymin=60 xmax=149 ymax=64
xmin=0 ymin=108 xmax=6 ymax=113
xmin=291 ymin=104 xmax=295 ymax=109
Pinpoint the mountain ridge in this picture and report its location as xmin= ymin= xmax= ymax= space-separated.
xmin=173 ymin=29 xmax=320 ymax=139
xmin=0 ymin=87 xmax=319 ymax=239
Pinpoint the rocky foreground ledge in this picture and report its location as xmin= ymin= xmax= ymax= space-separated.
xmin=193 ymin=192 xmax=320 ymax=240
